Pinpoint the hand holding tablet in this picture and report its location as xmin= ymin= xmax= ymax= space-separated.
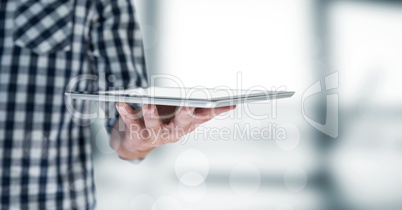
xmin=65 ymin=86 xmax=295 ymax=160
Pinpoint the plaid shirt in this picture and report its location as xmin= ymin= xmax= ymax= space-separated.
xmin=0 ymin=0 xmax=148 ymax=209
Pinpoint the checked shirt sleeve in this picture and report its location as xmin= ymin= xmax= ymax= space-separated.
xmin=89 ymin=0 xmax=148 ymax=132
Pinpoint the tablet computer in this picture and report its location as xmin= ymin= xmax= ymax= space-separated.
xmin=65 ymin=86 xmax=295 ymax=108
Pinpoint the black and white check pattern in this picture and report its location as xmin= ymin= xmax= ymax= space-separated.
xmin=0 ymin=0 xmax=148 ymax=209
xmin=14 ymin=0 xmax=73 ymax=54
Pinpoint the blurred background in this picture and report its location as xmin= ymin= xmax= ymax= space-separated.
xmin=90 ymin=0 xmax=402 ymax=209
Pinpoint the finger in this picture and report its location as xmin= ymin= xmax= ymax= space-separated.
xmin=115 ymin=103 xmax=141 ymax=124
xmin=169 ymin=106 xmax=195 ymax=129
xmin=142 ymin=104 xmax=163 ymax=131
xmin=194 ymin=105 xmax=236 ymax=123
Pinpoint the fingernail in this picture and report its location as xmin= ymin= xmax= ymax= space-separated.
xmin=117 ymin=102 xmax=126 ymax=107
xmin=148 ymin=105 xmax=155 ymax=114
